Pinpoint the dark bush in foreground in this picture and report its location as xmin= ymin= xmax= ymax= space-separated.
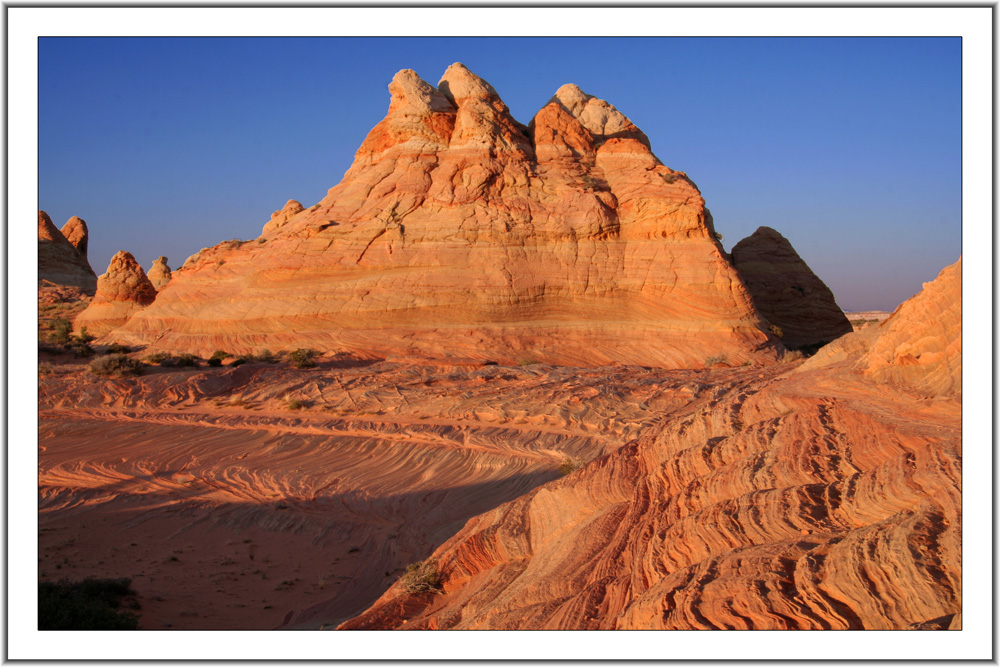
xmin=255 ymin=349 xmax=278 ymax=364
xmin=400 ymin=559 xmax=442 ymax=595
xmin=143 ymin=351 xmax=170 ymax=365
xmin=38 ymin=578 xmax=140 ymax=630
xmin=289 ymin=348 xmax=318 ymax=369
xmin=160 ymin=353 xmax=200 ymax=368
xmin=107 ymin=343 xmax=131 ymax=354
xmin=208 ymin=350 xmax=230 ymax=366
xmin=89 ymin=354 xmax=145 ymax=377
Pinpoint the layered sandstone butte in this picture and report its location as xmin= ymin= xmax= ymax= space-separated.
xmin=74 ymin=250 xmax=158 ymax=335
xmin=805 ymin=258 xmax=961 ymax=398
xmin=148 ymin=256 xmax=173 ymax=290
xmin=103 ymin=64 xmax=781 ymax=368
xmin=730 ymin=226 xmax=852 ymax=348
xmin=38 ymin=210 xmax=97 ymax=294
xmin=342 ymin=259 xmax=961 ymax=630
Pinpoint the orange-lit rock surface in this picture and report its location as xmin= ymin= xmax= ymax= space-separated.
xmin=38 ymin=356 xmax=704 ymax=629
xmin=341 ymin=260 xmax=961 ymax=630
xmin=60 ymin=215 xmax=91 ymax=260
xmin=38 ymin=210 xmax=97 ymax=294
xmin=103 ymin=64 xmax=780 ymax=368
xmin=148 ymin=256 xmax=173 ymax=291
xmin=74 ymin=250 xmax=158 ymax=335
xmin=731 ymin=226 xmax=852 ymax=348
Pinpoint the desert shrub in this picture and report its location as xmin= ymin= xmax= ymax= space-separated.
xmin=68 ymin=343 xmax=94 ymax=358
xmin=230 ymin=355 xmax=251 ymax=367
xmin=289 ymin=348 xmax=318 ymax=369
xmin=50 ymin=319 xmax=73 ymax=344
xmin=399 ymin=559 xmax=441 ymax=595
xmin=210 ymin=350 xmax=230 ymax=361
xmin=39 ymin=362 xmax=54 ymax=376
xmin=255 ymin=349 xmax=278 ymax=364
xmin=705 ymin=354 xmax=728 ymax=367
xmin=107 ymin=343 xmax=131 ymax=354
xmin=768 ymin=324 xmax=784 ymax=338
xmin=74 ymin=327 xmax=96 ymax=344
xmin=782 ymin=350 xmax=806 ymax=363
xmin=143 ymin=351 xmax=170 ymax=365
xmin=558 ymin=457 xmax=583 ymax=476
xmin=713 ymin=231 xmax=724 ymax=242
xmin=518 ymin=356 xmax=537 ymax=366
xmin=286 ymin=398 xmax=305 ymax=410
xmin=207 ymin=357 xmax=223 ymax=367
xmin=89 ymin=354 xmax=145 ymax=377
xmin=38 ymin=578 xmax=140 ymax=630
xmin=160 ymin=353 xmax=199 ymax=368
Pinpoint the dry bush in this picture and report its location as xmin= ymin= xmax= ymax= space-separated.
xmin=89 ymin=354 xmax=145 ymax=377
xmin=400 ymin=559 xmax=441 ymax=595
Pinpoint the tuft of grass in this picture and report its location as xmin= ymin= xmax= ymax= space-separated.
xmin=558 ymin=457 xmax=583 ymax=476
xmin=705 ymin=355 xmax=728 ymax=367
xmin=399 ymin=558 xmax=442 ymax=595
xmin=255 ymin=349 xmax=278 ymax=364
xmin=518 ymin=356 xmax=537 ymax=366
xmin=768 ymin=324 xmax=784 ymax=338
xmin=107 ymin=342 xmax=131 ymax=354
xmin=289 ymin=348 xmax=318 ymax=369
xmin=143 ymin=351 xmax=170 ymax=365
xmin=286 ymin=398 xmax=305 ymax=411
xmin=89 ymin=354 xmax=145 ymax=377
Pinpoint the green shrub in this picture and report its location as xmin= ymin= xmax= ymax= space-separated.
xmin=161 ymin=354 xmax=199 ymax=368
xmin=255 ymin=349 xmax=278 ymax=364
xmin=69 ymin=343 xmax=95 ymax=358
xmin=38 ymin=578 xmax=140 ymax=630
xmin=210 ymin=350 xmax=230 ymax=361
xmin=289 ymin=348 xmax=318 ymax=369
xmin=143 ymin=351 xmax=170 ymax=365
xmin=74 ymin=327 xmax=96 ymax=344
xmin=230 ymin=356 xmax=251 ymax=367
xmin=286 ymin=398 xmax=305 ymax=410
xmin=50 ymin=319 xmax=73 ymax=344
xmin=207 ymin=357 xmax=223 ymax=367
xmin=89 ymin=354 xmax=145 ymax=377
xmin=399 ymin=559 xmax=441 ymax=595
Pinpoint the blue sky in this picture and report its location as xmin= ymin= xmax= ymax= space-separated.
xmin=39 ymin=36 xmax=961 ymax=311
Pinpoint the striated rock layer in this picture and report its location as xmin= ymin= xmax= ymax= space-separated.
xmin=38 ymin=210 xmax=97 ymax=294
xmin=731 ymin=226 xmax=852 ymax=348
xmin=74 ymin=250 xmax=158 ymax=335
xmin=105 ymin=64 xmax=780 ymax=368
xmin=342 ymin=259 xmax=961 ymax=630
xmin=804 ymin=258 xmax=961 ymax=398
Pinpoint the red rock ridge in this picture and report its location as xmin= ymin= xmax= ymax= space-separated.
xmin=101 ymin=64 xmax=782 ymax=368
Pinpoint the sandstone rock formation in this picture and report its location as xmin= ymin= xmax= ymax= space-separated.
xmin=262 ymin=199 xmax=305 ymax=235
xmin=74 ymin=250 xmax=158 ymax=335
xmin=99 ymin=64 xmax=784 ymax=367
xmin=38 ymin=210 xmax=97 ymax=294
xmin=60 ymin=215 xmax=90 ymax=259
xmin=730 ymin=226 xmax=852 ymax=348
xmin=341 ymin=260 xmax=961 ymax=630
xmin=148 ymin=256 xmax=173 ymax=290
xmin=805 ymin=258 xmax=961 ymax=398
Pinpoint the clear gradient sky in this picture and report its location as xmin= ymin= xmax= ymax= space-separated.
xmin=39 ymin=36 xmax=961 ymax=312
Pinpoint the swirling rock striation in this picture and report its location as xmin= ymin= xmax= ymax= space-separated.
xmin=104 ymin=64 xmax=781 ymax=368
xmin=341 ymin=259 xmax=961 ymax=630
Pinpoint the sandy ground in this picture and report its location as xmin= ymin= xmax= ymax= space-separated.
xmin=38 ymin=354 xmax=722 ymax=629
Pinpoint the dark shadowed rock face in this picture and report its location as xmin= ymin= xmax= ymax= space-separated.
xmin=38 ymin=210 xmax=97 ymax=294
xmin=730 ymin=226 xmax=852 ymax=349
xmin=61 ymin=216 xmax=90 ymax=259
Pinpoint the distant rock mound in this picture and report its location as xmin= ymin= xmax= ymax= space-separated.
xmin=148 ymin=256 xmax=173 ymax=290
xmin=38 ymin=210 xmax=97 ymax=294
xmin=74 ymin=250 xmax=158 ymax=336
xmin=98 ymin=64 xmax=785 ymax=367
xmin=730 ymin=226 xmax=852 ymax=349
xmin=60 ymin=216 xmax=90 ymax=259
xmin=805 ymin=258 xmax=961 ymax=397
